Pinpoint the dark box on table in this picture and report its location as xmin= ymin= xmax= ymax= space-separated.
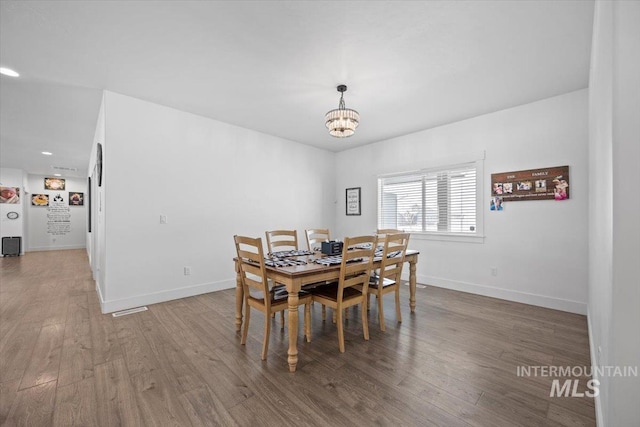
xmin=321 ymin=241 xmax=343 ymax=256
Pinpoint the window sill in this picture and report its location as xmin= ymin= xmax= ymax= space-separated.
xmin=409 ymin=232 xmax=485 ymax=244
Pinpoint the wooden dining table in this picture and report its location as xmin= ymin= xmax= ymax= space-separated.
xmin=234 ymin=250 xmax=420 ymax=372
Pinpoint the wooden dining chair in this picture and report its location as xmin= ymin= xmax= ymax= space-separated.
xmin=265 ymin=230 xmax=298 ymax=254
xmin=367 ymin=232 xmax=410 ymax=331
xmin=310 ymin=235 xmax=376 ymax=353
xmin=305 ymin=228 xmax=331 ymax=252
xmin=376 ymin=228 xmax=403 ymax=245
xmin=377 ymin=228 xmax=403 ymax=234
xmin=234 ymin=235 xmax=311 ymax=360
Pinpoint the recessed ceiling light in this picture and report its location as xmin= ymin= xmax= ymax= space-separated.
xmin=0 ymin=67 xmax=20 ymax=77
xmin=53 ymin=173 xmax=62 ymax=177
xmin=41 ymin=151 xmax=53 ymax=156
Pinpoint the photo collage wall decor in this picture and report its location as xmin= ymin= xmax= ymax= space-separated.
xmin=490 ymin=165 xmax=570 ymax=211
xmin=30 ymin=178 xmax=84 ymax=206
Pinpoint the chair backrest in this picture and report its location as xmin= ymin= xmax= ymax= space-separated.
xmin=234 ymin=235 xmax=271 ymax=306
xmin=305 ymin=228 xmax=331 ymax=251
xmin=377 ymin=232 xmax=410 ymax=283
xmin=337 ymin=235 xmax=377 ymax=298
xmin=265 ymin=230 xmax=298 ymax=254
xmin=376 ymin=228 xmax=404 ymax=246
xmin=377 ymin=229 xmax=403 ymax=234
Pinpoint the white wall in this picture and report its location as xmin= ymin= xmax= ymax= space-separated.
xmin=335 ymin=90 xmax=589 ymax=314
xmin=0 ymin=168 xmax=25 ymax=254
xmin=588 ymin=2 xmax=613 ymax=422
xmin=24 ymin=174 xmax=87 ymax=251
xmin=94 ymin=91 xmax=336 ymax=312
xmin=87 ymin=95 xmax=106 ymax=304
xmin=588 ymin=1 xmax=640 ymax=426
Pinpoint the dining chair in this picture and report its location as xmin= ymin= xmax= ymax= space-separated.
xmin=265 ymin=229 xmax=298 ymax=254
xmin=367 ymin=232 xmax=410 ymax=331
xmin=310 ymin=235 xmax=376 ymax=353
xmin=377 ymin=228 xmax=403 ymax=235
xmin=304 ymin=228 xmax=333 ymax=319
xmin=305 ymin=228 xmax=331 ymax=252
xmin=234 ymin=235 xmax=312 ymax=360
xmin=376 ymin=228 xmax=403 ymax=244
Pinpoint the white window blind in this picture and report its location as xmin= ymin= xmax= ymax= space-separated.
xmin=378 ymin=163 xmax=478 ymax=235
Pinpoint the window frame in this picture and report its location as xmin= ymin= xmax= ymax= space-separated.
xmin=377 ymin=153 xmax=485 ymax=244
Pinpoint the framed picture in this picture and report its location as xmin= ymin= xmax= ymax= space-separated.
xmin=31 ymin=194 xmax=49 ymax=206
xmin=346 ymin=187 xmax=361 ymax=216
xmin=491 ymin=165 xmax=569 ymax=201
xmin=0 ymin=186 xmax=20 ymax=204
xmin=69 ymin=192 xmax=84 ymax=206
xmin=44 ymin=177 xmax=65 ymax=191
xmin=97 ymin=143 xmax=103 ymax=187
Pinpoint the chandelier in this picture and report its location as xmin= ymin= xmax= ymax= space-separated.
xmin=325 ymin=84 xmax=359 ymax=138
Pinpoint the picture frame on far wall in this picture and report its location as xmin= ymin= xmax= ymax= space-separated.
xmin=44 ymin=177 xmax=65 ymax=191
xmin=69 ymin=192 xmax=84 ymax=206
xmin=346 ymin=187 xmax=361 ymax=216
xmin=31 ymin=194 xmax=49 ymax=206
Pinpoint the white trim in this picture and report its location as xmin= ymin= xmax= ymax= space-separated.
xmin=587 ymin=309 xmax=604 ymax=427
xmin=95 ymin=279 xmax=105 ymax=312
xmin=26 ymin=245 xmax=86 ymax=252
xmin=420 ymin=274 xmax=587 ymax=315
xmin=99 ymin=278 xmax=236 ymax=314
xmin=411 ymin=232 xmax=485 ymax=244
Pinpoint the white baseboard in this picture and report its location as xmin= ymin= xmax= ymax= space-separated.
xmin=95 ymin=280 xmax=105 ymax=309
xmin=419 ymin=274 xmax=587 ymax=315
xmin=99 ymin=278 xmax=236 ymax=314
xmin=587 ymin=309 xmax=604 ymax=427
xmin=26 ymin=244 xmax=86 ymax=252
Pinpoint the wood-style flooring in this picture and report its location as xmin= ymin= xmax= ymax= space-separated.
xmin=0 ymin=249 xmax=595 ymax=426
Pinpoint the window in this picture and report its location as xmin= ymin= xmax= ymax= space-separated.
xmin=378 ymin=161 xmax=482 ymax=240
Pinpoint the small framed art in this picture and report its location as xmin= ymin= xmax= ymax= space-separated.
xmin=346 ymin=187 xmax=361 ymax=216
xmin=44 ymin=177 xmax=65 ymax=191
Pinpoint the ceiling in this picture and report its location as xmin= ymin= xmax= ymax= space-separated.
xmin=0 ymin=1 xmax=594 ymax=178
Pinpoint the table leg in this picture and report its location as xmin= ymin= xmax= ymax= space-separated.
xmin=409 ymin=260 xmax=417 ymax=313
xmin=287 ymin=291 xmax=299 ymax=372
xmin=235 ymin=261 xmax=243 ymax=332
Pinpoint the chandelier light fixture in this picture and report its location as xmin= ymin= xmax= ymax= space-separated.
xmin=325 ymin=84 xmax=359 ymax=138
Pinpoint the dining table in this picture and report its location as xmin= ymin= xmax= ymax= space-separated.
xmin=234 ymin=249 xmax=419 ymax=372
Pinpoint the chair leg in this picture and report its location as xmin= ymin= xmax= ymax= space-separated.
xmin=366 ymin=293 xmax=371 ymax=311
xmin=321 ymin=305 xmax=326 ymax=321
xmin=261 ymin=312 xmax=271 ymax=360
xmin=304 ymin=303 xmax=311 ymax=342
xmin=344 ymin=308 xmax=349 ymax=320
xmin=395 ymin=287 xmax=402 ymax=323
xmin=280 ymin=310 xmax=285 ymax=330
xmin=241 ymin=300 xmax=250 ymax=345
xmin=336 ymin=307 xmax=345 ymax=353
xmin=361 ymin=301 xmax=369 ymax=341
xmin=378 ymin=291 xmax=386 ymax=332
xmin=332 ymin=310 xmax=337 ymax=324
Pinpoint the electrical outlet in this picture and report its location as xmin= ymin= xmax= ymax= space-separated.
xmin=184 ymin=266 xmax=191 ymax=276
xmin=160 ymin=215 xmax=167 ymax=224
xmin=491 ymin=267 xmax=498 ymax=276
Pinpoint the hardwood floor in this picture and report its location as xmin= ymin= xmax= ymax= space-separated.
xmin=0 ymin=249 xmax=595 ymax=426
